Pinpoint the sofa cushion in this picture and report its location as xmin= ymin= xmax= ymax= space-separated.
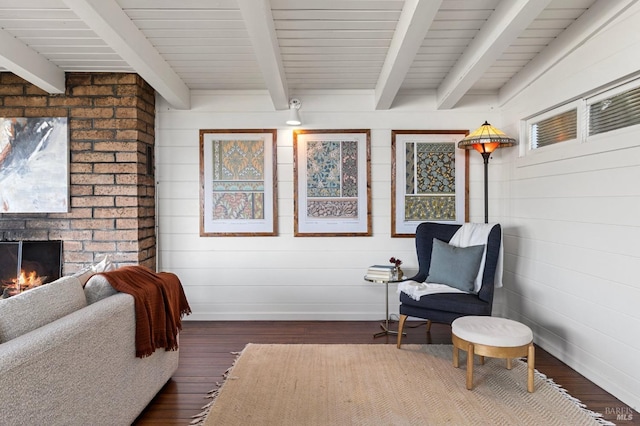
xmin=0 ymin=276 xmax=87 ymax=343
xmin=426 ymin=238 xmax=485 ymax=292
xmin=84 ymin=274 xmax=118 ymax=304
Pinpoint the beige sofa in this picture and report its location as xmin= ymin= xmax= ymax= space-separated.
xmin=0 ymin=273 xmax=179 ymax=426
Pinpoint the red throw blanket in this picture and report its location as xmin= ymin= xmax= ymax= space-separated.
xmin=99 ymin=266 xmax=191 ymax=358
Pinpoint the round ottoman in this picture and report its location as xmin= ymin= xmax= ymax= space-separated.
xmin=451 ymin=316 xmax=535 ymax=392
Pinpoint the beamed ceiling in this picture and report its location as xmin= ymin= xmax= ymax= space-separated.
xmin=0 ymin=0 xmax=637 ymax=110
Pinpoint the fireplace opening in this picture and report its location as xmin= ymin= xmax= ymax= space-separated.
xmin=0 ymin=241 xmax=62 ymax=298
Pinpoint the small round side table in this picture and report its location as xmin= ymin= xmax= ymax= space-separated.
xmin=364 ymin=276 xmax=405 ymax=338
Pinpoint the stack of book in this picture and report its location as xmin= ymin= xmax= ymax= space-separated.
xmin=365 ymin=265 xmax=395 ymax=281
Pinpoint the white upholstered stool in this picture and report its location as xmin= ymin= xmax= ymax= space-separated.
xmin=451 ymin=316 xmax=535 ymax=392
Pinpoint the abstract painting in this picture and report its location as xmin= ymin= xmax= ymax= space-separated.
xmin=0 ymin=117 xmax=69 ymax=213
xmin=200 ymin=129 xmax=277 ymax=236
xmin=391 ymin=130 xmax=468 ymax=237
xmin=294 ymin=129 xmax=371 ymax=236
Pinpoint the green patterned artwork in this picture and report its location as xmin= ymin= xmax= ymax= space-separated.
xmin=405 ymin=142 xmax=456 ymax=220
xmin=405 ymin=195 xmax=456 ymax=220
xmin=416 ymin=143 xmax=455 ymax=194
xmin=392 ymin=130 xmax=467 ymax=237
xmin=305 ymin=140 xmax=358 ymax=218
xmin=293 ymin=129 xmax=371 ymax=236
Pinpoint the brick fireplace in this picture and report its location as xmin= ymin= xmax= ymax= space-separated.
xmin=0 ymin=73 xmax=156 ymax=274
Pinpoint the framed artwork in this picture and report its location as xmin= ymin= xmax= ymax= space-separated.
xmin=293 ymin=129 xmax=371 ymax=236
xmin=391 ymin=130 xmax=469 ymax=237
xmin=0 ymin=117 xmax=69 ymax=213
xmin=199 ymin=129 xmax=277 ymax=236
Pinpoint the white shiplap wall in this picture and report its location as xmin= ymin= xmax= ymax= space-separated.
xmin=155 ymin=91 xmax=499 ymax=321
xmin=499 ymin=3 xmax=640 ymax=411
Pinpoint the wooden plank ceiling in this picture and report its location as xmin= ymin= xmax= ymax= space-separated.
xmin=0 ymin=0 xmax=636 ymax=110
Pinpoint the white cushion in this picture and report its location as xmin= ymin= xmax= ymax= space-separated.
xmin=91 ymin=255 xmax=115 ymax=273
xmin=84 ymin=274 xmax=118 ymax=304
xmin=452 ymin=316 xmax=533 ymax=347
xmin=70 ymin=255 xmax=115 ymax=290
xmin=0 ymin=276 xmax=87 ymax=343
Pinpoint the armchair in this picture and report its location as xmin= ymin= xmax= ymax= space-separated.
xmin=397 ymin=222 xmax=502 ymax=348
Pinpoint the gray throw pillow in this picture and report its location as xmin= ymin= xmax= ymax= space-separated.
xmin=426 ymin=238 xmax=485 ymax=292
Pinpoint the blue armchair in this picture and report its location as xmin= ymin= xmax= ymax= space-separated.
xmin=397 ymin=222 xmax=502 ymax=348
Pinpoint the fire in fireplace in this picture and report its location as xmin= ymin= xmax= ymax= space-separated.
xmin=0 ymin=241 xmax=62 ymax=298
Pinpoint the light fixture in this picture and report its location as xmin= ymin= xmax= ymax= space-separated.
xmin=458 ymin=121 xmax=516 ymax=223
xmin=286 ymin=98 xmax=302 ymax=126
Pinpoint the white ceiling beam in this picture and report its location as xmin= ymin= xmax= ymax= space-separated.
xmin=63 ymin=0 xmax=190 ymax=110
xmin=238 ymin=0 xmax=289 ymax=110
xmin=374 ymin=0 xmax=442 ymax=110
xmin=498 ymin=0 xmax=640 ymax=106
xmin=0 ymin=29 xmax=65 ymax=93
xmin=436 ymin=0 xmax=552 ymax=110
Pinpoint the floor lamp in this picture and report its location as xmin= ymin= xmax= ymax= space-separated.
xmin=457 ymin=121 xmax=516 ymax=223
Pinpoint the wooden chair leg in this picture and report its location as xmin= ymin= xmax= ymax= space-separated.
xmin=396 ymin=314 xmax=408 ymax=349
xmin=426 ymin=319 xmax=432 ymax=333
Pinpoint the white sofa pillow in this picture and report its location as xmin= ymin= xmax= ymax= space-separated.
xmin=0 ymin=276 xmax=87 ymax=343
xmin=84 ymin=274 xmax=118 ymax=304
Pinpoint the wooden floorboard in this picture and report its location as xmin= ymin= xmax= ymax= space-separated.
xmin=134 ymin=321 xmax=639 ymax=425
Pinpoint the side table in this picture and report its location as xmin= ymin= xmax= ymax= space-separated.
xmin=364 ymin=276 xmax=406 ymax=338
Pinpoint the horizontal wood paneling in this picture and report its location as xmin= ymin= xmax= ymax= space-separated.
xmin=500 ymin=4 xmax=640 ymax=411
xmin=156 ymin=91 xmax=496 ymax=321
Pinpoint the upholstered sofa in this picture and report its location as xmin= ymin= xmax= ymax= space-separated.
xmin=0 ymin=272 xmax=179 ymax=425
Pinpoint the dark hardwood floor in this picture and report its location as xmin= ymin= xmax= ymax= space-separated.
xmin=134 ymin=321 xmax=639 ymax=425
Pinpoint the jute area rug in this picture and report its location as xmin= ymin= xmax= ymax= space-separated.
xmin=194 ymin=344 xmax=612 ymax=426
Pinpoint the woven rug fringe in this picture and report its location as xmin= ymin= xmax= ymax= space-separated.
xmin=545 ymin=376 xmax=616 ymax=426
xmin=190 ymin=349 xmax=244 ymax=425
xmin=527 ymin=367 xmax=616 ymax=426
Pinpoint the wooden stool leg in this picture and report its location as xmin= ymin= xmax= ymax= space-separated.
xmin=466 ymin=343 xmax=474 ymax=390
xmin=396 ymin=315 xmax=407 ymax=349
xmin=527 ymin=343 xmax=535 ymax=392
xmin=506 ymin=358 xmax=512 ymax=370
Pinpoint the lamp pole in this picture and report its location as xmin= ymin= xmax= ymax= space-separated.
xmin=481 ymin=152 xmax=490 ymax=224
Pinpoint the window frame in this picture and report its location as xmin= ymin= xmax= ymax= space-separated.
xmin=517 ymin=76 xmax=640 ymax=168
xmin=586 ymin=78 xmax=640 ymax=139
xmin=524 ymin=100 xmax=583 ymax=154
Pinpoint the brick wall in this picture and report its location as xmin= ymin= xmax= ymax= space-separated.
xmin=0 ymin=73 xmax=156 ymax=273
